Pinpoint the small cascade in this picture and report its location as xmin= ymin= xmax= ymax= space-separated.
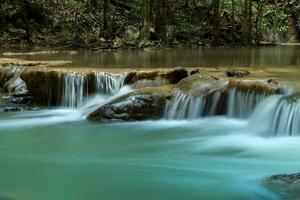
xmin=250 ymin=95 xmax=300 ymax=136
xmin=61 ymin=73 xmax=87 ymax=108
xmin=165 ymin=88 xmax=276 ymax=120
xmin=164 ymin=91 xmax=223 ymax=120
xmin=79 ymin=86 xmax=133 ymax=118
xmin=59 ymin=72 xmax=127 ymax=108
xmin=165 ymin=92 xmax=206 ymax=119
xmin=95 ymin=72 xmax=126 ymax=95
xmin=226 ymin=88 xmax=267 ymax=118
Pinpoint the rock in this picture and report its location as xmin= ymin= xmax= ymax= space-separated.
xmin=268 ymin=173 xmax=300 ymax=184
xmin=99 ymin=37 xmax=106 ymax=42
xmin=124 ymin=68 xmax=189 ymax=85
xmin=0 ymin=95 xmax=37 ymax=112
xmin=228 ymin=79 xmax=283 ymax=94
xmin=88 ymin=92 xmax=167 ymax=122
xmin=113 ymin=37 xmax=124 ymax=48
xmin=0 ymin=65 xmax=23 ymax=85
xmin=164 ymin=67 xmax=189 ymax=84
xmin=174 ymin=73 xmax=228 ymax=96
xmin=132 ymin=77 xmax=168 ymax=89
xmin=4 ymin=77 xmax=28 ymax=96
xmin=264 ymin=173 xmax=300 ymax=199
xmin=124 ymin=25 xmax=140 ymax=42
xmin=225 ymin=70 xmax=250 ymax=77
xmin=166 ymin=25 xmax=176 ymax=38
xmin=3 ymin=51 xmax=59 ymax=56
xmin=189 ymin=68 xmax=199 ymax=75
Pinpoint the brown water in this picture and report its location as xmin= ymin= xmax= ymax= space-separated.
xmin=1 ymin=46 xmax=300 ymax=68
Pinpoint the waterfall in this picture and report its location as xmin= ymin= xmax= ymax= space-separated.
xmin=164 ymin=91 xmax=223 ymax=119
xmin=250 ymin=95 xmax=300 ymax=136
xmin=61 ymin=73 xmax=87 ymax=108
xmin=165 ymin=92 xmax=206 ymax=119
xmin=79 ymin=86 xmax=133 ymax=118
xmin=95 ymin=72 xmax=126 ymax=95
xmin=226 ymin=88 xmax=267 ymax=118
xmin=59 ymin=72 xmax=127 ymax=108
xmin=165 ymin=88 xmax=271 ymax=120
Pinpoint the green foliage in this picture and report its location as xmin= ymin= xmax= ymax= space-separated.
xmin=0 ymin=0 xmax=299 ymax=47
xmin=263 ymin=5 xmax=290 ymax=34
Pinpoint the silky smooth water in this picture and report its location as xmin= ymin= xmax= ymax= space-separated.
xmin=0 ymin=106 xmax=300 ymax=200
xmin=1 ymin=47 xmax=300 ymax=199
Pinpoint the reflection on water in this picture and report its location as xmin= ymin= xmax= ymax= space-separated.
xmin=1 ymin=46 xmax=300 ymax=68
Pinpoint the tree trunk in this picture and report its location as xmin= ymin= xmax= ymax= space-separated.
xmin=255 ymin=0 xmax=263 ymax=45
xmin=231 ymin=0 xmax=235 ymax=43
xmin=243 ymin=0 xmax=252 ymax=45
xmin=103 ymin=0 xmax=111 ymax=38
xmin=141 ymin=0 xmax=151 ymax=41
xmin=243 ymin=0 xmax=248 ymax=44
xmin=17 ymin=0 xmax=31 ymax=42
xmin=247 ymin=0 xmax=252 ymax=44
xmin=155 ymin=0 xmax=167 ymax=42
xmin=212 ymin=0 xmax=220 ymax=46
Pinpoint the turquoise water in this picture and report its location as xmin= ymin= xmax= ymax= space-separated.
xmin=0 ymin=109 xmax=299 ymax=200
xmin=1 ymin=46 xmax=300 ymax=199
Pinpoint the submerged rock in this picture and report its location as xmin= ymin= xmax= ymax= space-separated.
xmin=88 ymin=92 xmax=167 ymax=122
xmin=264 ymin=173 xmax=300 ymax=199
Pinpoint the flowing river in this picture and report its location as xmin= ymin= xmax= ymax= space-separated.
xmin=0 ymin=47 xmax=300 ymax=200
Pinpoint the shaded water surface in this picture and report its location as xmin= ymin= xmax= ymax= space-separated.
xmin=1 ymin=46 xmax=300 ymax=68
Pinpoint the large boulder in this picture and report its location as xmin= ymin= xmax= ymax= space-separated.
xmin=174 ymin=73 xmax=228 ymax=96
xmin=88 ymin=92 xmax=167 ymax=122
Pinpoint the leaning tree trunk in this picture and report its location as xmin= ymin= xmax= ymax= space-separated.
xmin=155 ymin=0 xmax=167 ymax=42
xmin=103 ymin=0 xmax=111 ymax=38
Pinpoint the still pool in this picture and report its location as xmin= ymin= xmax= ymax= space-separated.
xmin=0 ymin=110 xmax=299 ymax=200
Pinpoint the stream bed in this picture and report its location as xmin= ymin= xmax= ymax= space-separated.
xmin=0 ymin=47 xmax=300 ymax=200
